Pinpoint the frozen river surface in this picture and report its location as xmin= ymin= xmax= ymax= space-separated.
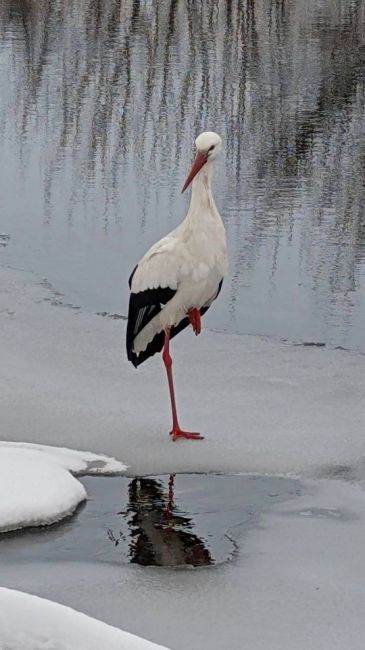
xmin=0 ymin=267 xmax=365 ymax=648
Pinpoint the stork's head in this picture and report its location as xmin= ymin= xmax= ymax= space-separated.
xmin=182 ymin=131 xmax=222 ymax=193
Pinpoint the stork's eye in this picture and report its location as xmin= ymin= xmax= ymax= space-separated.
xmin=208 ymin=144 xmax=215 ymax=153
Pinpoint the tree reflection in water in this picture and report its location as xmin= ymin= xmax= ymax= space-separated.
xmin=0 ymin=0 xmax=364 ymax=345
xmin=107 ymin=475 xmax=213 ymax=567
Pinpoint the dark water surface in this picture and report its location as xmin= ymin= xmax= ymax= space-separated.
xmin=0 ymin=1 xmax=364 ymax=348
xmin=0 ymin=474 xmax=298 ymax=568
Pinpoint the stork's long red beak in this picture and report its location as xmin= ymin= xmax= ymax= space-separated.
xmin=181 ymin=151 xmax=208 ymax=193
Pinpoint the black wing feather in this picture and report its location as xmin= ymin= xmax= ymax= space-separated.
xmin=126 ymin=278 xmax=223 ymax=368
xmin=126 ymin=285 xmax=176 ymax=367
xmin=128 ymin=265 xmax=138 ymax=289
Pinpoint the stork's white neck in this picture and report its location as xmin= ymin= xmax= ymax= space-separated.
xmin=188 ymin=161 xmax=217 ymax=217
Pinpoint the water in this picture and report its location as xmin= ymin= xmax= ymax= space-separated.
xmin=0 ymin=0 xmax=364 ymax=349
xmin=0 ymin=474 xmax=298 ymax=568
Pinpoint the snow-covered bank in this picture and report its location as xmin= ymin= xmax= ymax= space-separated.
xmin=1 ymin=265 xmax=364 ymax=477
xmin=0 ymin=443 xmax=127 ymax=532
xmin=0 ymin=587 xmax=170 ymax=650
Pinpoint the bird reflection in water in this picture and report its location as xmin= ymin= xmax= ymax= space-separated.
xmin=107 ymin=475 xmax=213 ymax=567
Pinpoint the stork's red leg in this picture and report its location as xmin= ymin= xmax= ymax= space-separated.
xmin=188 ymin=308 xmax=201 ymax=335
xmin=164 ymin=473 xmax=175 ymax=526
xmin=162 ymin=330 xmax=204 ymax=441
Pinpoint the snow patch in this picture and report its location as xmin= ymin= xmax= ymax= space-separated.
xmin=0 ymin=443 xmax=127 ymax=533
xmin=0 ymin=587 xmax=171 ymax=650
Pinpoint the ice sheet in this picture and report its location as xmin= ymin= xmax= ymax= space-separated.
xmin=1 ymin=266 xmax=364 ymax=477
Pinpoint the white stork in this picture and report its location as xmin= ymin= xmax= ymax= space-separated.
xmin=126 ymin=131 xmax=228 ymax=441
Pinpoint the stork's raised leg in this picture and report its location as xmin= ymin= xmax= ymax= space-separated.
xmin=162 ymin=329 xmax=204 ymax=441
xmin=188 ymin=308 xmax=201 ymax=335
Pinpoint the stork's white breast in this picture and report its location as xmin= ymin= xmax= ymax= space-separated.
xmin=131 ymin=219 xmax=227 ymax=298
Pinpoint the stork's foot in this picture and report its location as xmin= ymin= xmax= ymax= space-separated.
xmin=169 ymin=427 xmax=204 ymax=442
xmin=188 ymin=308 xmax=201 ymax=335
